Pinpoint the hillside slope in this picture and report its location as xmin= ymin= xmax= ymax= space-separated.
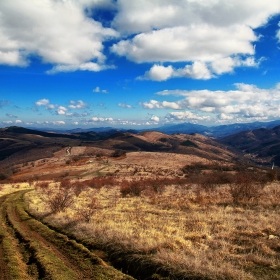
xmin=220 ymin=125 xmax=280 ymax=166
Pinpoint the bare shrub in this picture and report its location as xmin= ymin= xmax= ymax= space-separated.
xmin=198 ymin=171 xmax=233 ymax=191
xmin=84 ymin=176 xmax=116 ymax=189
xmin=120 ymin=179 xmax=145 ymax=197
xmin=76 ymin=197 xmax=99 ymax=223
xmin=34 ymin=181 xmax=49 ymax=191
xmin=40 ymin=179 xmax=75 ymax=213
xmin=229 ymin=172 xmax=264 ymax=204
xmin=71 ymin=181 xmax=87 ymax=197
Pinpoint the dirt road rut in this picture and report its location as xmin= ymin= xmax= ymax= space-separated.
xmin=0 ymin=190 xmax=134 ymax=280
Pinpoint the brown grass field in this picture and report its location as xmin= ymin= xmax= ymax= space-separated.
xmin=25 ymin=177 xmax=280 ymax=278
xmin=1 ymin=147 xmax=280 ymax=279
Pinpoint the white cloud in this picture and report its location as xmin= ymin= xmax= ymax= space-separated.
xmin=46 ymin=63 xmax=110 ymax=74
xmin=167 ymin=111 xmax=210 ymax=122
xmin=15 ymin=119 xmax=22 ymax=124
xmin=138 ymin=56 xmax=261 ymax=81
xmin=57 ymin=106 xmax=67 ymax=115
xmin=154 ymin=83 xmax=280 ymax=123
xmin=93 ymin=86 xmax=108 ymax=93
xmin=112 ymin=25 xmax=256 ymax=63
xmin=113 ymin=0 xmax=280 ymax=34
xmin=0 ymin=0 xmax=118 ymax=71
xmin=139 ymin=64 xmax=173 ymax=81
xmin=141 ymin=100 xmax=181 ymax=109
xmin=91 ymin=117 xmax=114 ymax=122
xmin=111 ymin=0 xmax=280 ymax=80
xmin=52 ymin=121 xmax=66 ymax=125
xmin=150 ymin=115 xmax=160 ymax=122
xmin=118 ymin=103 xmax=133 ymax=108
xmin=219 ymin=113 xmax=234 ymax=120
xmin=69 ymin=100 xmax=88 ymax=109
xmin=35 ymin=99 xmax=55 ymax=110
xmin=175 ymin=61 xmax=213 ymax=80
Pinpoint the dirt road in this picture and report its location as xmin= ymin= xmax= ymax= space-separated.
xmin=0 ymin=190 xmax=134 ymax=280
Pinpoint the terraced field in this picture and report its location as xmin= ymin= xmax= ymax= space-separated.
xmin=0 ymin=190 xmax=134 ymax=280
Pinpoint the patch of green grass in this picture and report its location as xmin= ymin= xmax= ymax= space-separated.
xmin=0 ymin=193 xmax=32 ymax=279
xmin=9 ymin=190 xmax=134 ymax=280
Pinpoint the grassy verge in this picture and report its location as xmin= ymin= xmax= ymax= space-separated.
xmin=0 ymin=192 xmax=33 ymax=279
xmin=6 ymin=190 xmax=134 ymax=280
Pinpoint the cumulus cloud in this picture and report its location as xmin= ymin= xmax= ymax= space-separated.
xmin=141 ymin=100 xmax=181 ymax=109
xmin=35 ymin=99 xmax=55 ymax=110
xmin=166 ymin=111 xmax=210 ymax=122
xmin=139 ymin=64 xmax=173 ymax=81
xmin=138 ymin=56 xmax=262 ymax=81
xmin=0 ymin=0 xmax=118 ymax=72
xmin=112 ymin=0 xmax=280 ymax=34
xmin=112 ymin=25 xmax=256 ymax=63
xmin=57 ymin=106 xmax=67 ymax=115
xmin=150 ymin=115 xmax=160 ymax=122
xmin=111 ymin=0 xmax=280 ymax=79
xmin=91 ymin=117 xmax=114 ymax=122
xmin=68 ymin=100 xmax=88 ymax=109
xmin=150 ymin=83 xmax=280 ymax=123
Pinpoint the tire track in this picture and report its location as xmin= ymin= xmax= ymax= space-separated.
xmin=0 ymin=190 xmax=134 ymax=280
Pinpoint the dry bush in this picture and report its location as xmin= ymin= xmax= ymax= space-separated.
xmin=38 ymin=179 xmax=76 ymax=213
xmin=84 ymin=176 xmax=116 ymax=189
xmin=120 ymin=179 xmax=145 ymax=197
xmin=76 ymin=197 xmax=99 ymax=223
xmin=71 ymin=181 xmax=87 ymax=197
xmin=229 ymin=172 xmax=264 ymax=204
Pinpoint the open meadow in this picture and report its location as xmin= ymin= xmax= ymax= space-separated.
xmin=23 ymin=169 xmax=280 ymax=279
xmin=1 ymin=145 xmax=280 ymax=279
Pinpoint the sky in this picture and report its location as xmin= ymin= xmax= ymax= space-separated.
xmin=1 ymin=0 xmax=280 ymax=129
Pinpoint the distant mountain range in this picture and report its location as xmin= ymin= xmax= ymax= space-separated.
xmin=3 ymin=121 xmax=280 ymax=168
xmin=33 ymin=119 xmax=280 ymax=138
xmin=0 ymin=126 xmax=237 ymax=167
xmin=155 ymin=120 xmax=280 ymax=137
xmin=220 ymin=125 xmax=280 ymax=166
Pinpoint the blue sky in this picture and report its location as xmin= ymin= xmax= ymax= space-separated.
xmin=1 ymin=0 xmax=280 ymax=129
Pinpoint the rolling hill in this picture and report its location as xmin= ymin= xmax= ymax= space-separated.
xmin=219 ymin=125 xmax=280 ymax=166
xmin=0 ymin=126 xmax=238 ymax=170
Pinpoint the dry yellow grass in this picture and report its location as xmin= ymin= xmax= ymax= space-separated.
xmin=0 ymin=182 xmax=32 ymax=196
xmin=25 ymin=181 xmax=280 ymax=279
